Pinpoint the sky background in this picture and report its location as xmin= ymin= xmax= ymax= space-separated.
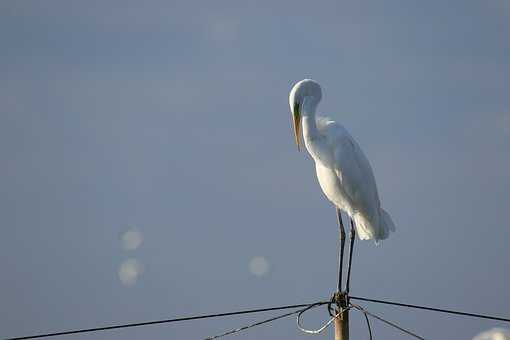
xmin=1 ymin=1 xmax=509 ymax=339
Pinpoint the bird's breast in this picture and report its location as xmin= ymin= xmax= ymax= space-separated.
xmin=315 ymin=162 xmax=351 ymax=212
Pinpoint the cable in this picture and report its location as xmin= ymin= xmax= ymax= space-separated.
xmin=204 ymin=310 xmax=299 ymax=339
xmin=356 ymin=306 xmax=373 ymax=340
xmin=351 ymin=304 xmax=425 ymax=340
xmin=350 ymin=296 xmax=510 ymax=323
xmin=3 ymin=302 xmax=327 ymax=340
xmin=297 ymin=303 xmax=349 ymax=334
xmin=204 ymin=302 xmax=327 ymax=339
xmin=6 ymin=296 xmax=510 ymax=340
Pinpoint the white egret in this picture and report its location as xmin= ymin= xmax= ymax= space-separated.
xmin=289 ymin=79 xmax=395 ymax=293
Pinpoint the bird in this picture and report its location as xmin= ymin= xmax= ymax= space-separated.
xmin=288 ymin=79 xmax=395 ymax=294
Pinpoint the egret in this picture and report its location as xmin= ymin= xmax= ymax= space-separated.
xmin=289 ymin=79 xmax=395 ymax=293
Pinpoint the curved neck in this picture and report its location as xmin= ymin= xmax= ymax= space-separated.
xmin=301 ymin=97 xmax=319 ymax=140
xmin=301 ymin=96 xmax=332 ymax=165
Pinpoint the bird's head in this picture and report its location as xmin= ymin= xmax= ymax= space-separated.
xmin=289 ymin=79 xmax=322 ymax=151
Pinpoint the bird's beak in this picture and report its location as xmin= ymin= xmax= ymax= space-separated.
xmin=292 ymin=102 xmax=302 ymax=151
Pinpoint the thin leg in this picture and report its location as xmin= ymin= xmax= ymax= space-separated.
xmin=337 ymin=209 xmax=346 ymax=293
xmin=346 ymin=218 xmax=356 ymax=294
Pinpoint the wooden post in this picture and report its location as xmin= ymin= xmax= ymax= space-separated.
xmin=333 ymin=293 xmax=349 ymax=340
xmin=334 ymin=308 xmax=349 ymax=340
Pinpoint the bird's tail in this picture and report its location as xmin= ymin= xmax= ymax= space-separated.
xmin=353 ymin=208 xmax=395 ymax=244
xmin=378 ymin=208 xmax=396 ymax=242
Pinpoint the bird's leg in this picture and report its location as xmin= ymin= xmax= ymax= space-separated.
xmin=346 ymin=218 xmax=356 ymax=294
xmin=336 ymin=209 xmax=346 ymax=293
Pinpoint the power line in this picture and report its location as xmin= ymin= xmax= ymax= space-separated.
xmin=5 ymin=296 xmax=510 ymax=340
xmin=3 ymin=302 xmax=327 ymax=340
xmin=351 ymin=303 xmax=425 ymax=340
xmin=204 ymin=303 xmax=326 ymax=339
xmin=204 ymin=309 xmax=300 ymax=339
xmin=350 ymin=296 xmax=510 ymax=323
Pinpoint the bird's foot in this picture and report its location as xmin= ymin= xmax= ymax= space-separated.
xmin=328 ymin=291 xmax=349 ymax=317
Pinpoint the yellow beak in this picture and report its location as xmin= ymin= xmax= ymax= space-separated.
xmin=292 ymin=102 xmax=301 ymax=151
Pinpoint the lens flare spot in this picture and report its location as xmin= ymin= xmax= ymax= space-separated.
xmin=473 ymin=328 xmax=510 ymax=340
xmin=121 ymin=229 xmax=143 ymax=251
xmin=118 ymin=259 xmax=143 ymax=286
xmin=249 ymin=256 xmax=270 ymax=277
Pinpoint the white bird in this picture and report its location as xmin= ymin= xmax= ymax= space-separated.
xmin=289 ymin=79 xmax=395 ymax=293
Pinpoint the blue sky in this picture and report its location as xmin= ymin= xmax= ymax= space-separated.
xmin=1 ymin=1 xmax=509 ymax=339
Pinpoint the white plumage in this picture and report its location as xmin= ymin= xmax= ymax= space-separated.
xmin=289 ymin=79 xmax=395 ymax=243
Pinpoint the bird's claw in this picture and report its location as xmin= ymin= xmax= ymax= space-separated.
xmin=328 ymin=291 xmax=349 ymax=317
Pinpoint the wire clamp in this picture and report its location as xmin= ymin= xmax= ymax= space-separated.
xmin=328 ymin=291 xmax=349 ymax=317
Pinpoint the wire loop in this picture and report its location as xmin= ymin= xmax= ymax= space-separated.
xmin=297 ymin=302 xmax=351 ymax=335
xmin=204 ymin=302 xmax=330 ymax=339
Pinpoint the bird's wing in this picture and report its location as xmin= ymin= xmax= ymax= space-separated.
xmin=317 ymin=117 xmax=381 ymax=214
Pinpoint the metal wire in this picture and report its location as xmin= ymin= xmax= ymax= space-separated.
xmin=297 ymin=303 xmax=351 ymax=334
xmin=350 ymin=296 xmax=510 ymax=323
xmin=351 ymin=304 xmax=426 ymax=340
xmin=3 ymin=302 xmax=328 ymax=340
xmin=353 ymin=304 xmax=373 ymax=340
xmin=203 ymin=302 xmax=330 ymax=339
xmin=8 ymin=295 xmax=508 ymax=340
xmin=205 ymin=309 xmax=301 ymax=339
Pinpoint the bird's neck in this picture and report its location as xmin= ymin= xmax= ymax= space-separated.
xmin=301 ymin=97 xmax=319 ymax=141
xmin=300 ymin=97 xmax=333 ymax=165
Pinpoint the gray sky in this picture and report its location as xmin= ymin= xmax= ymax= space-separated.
xmin=1 ymin=1 xmax=509 ymax=339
